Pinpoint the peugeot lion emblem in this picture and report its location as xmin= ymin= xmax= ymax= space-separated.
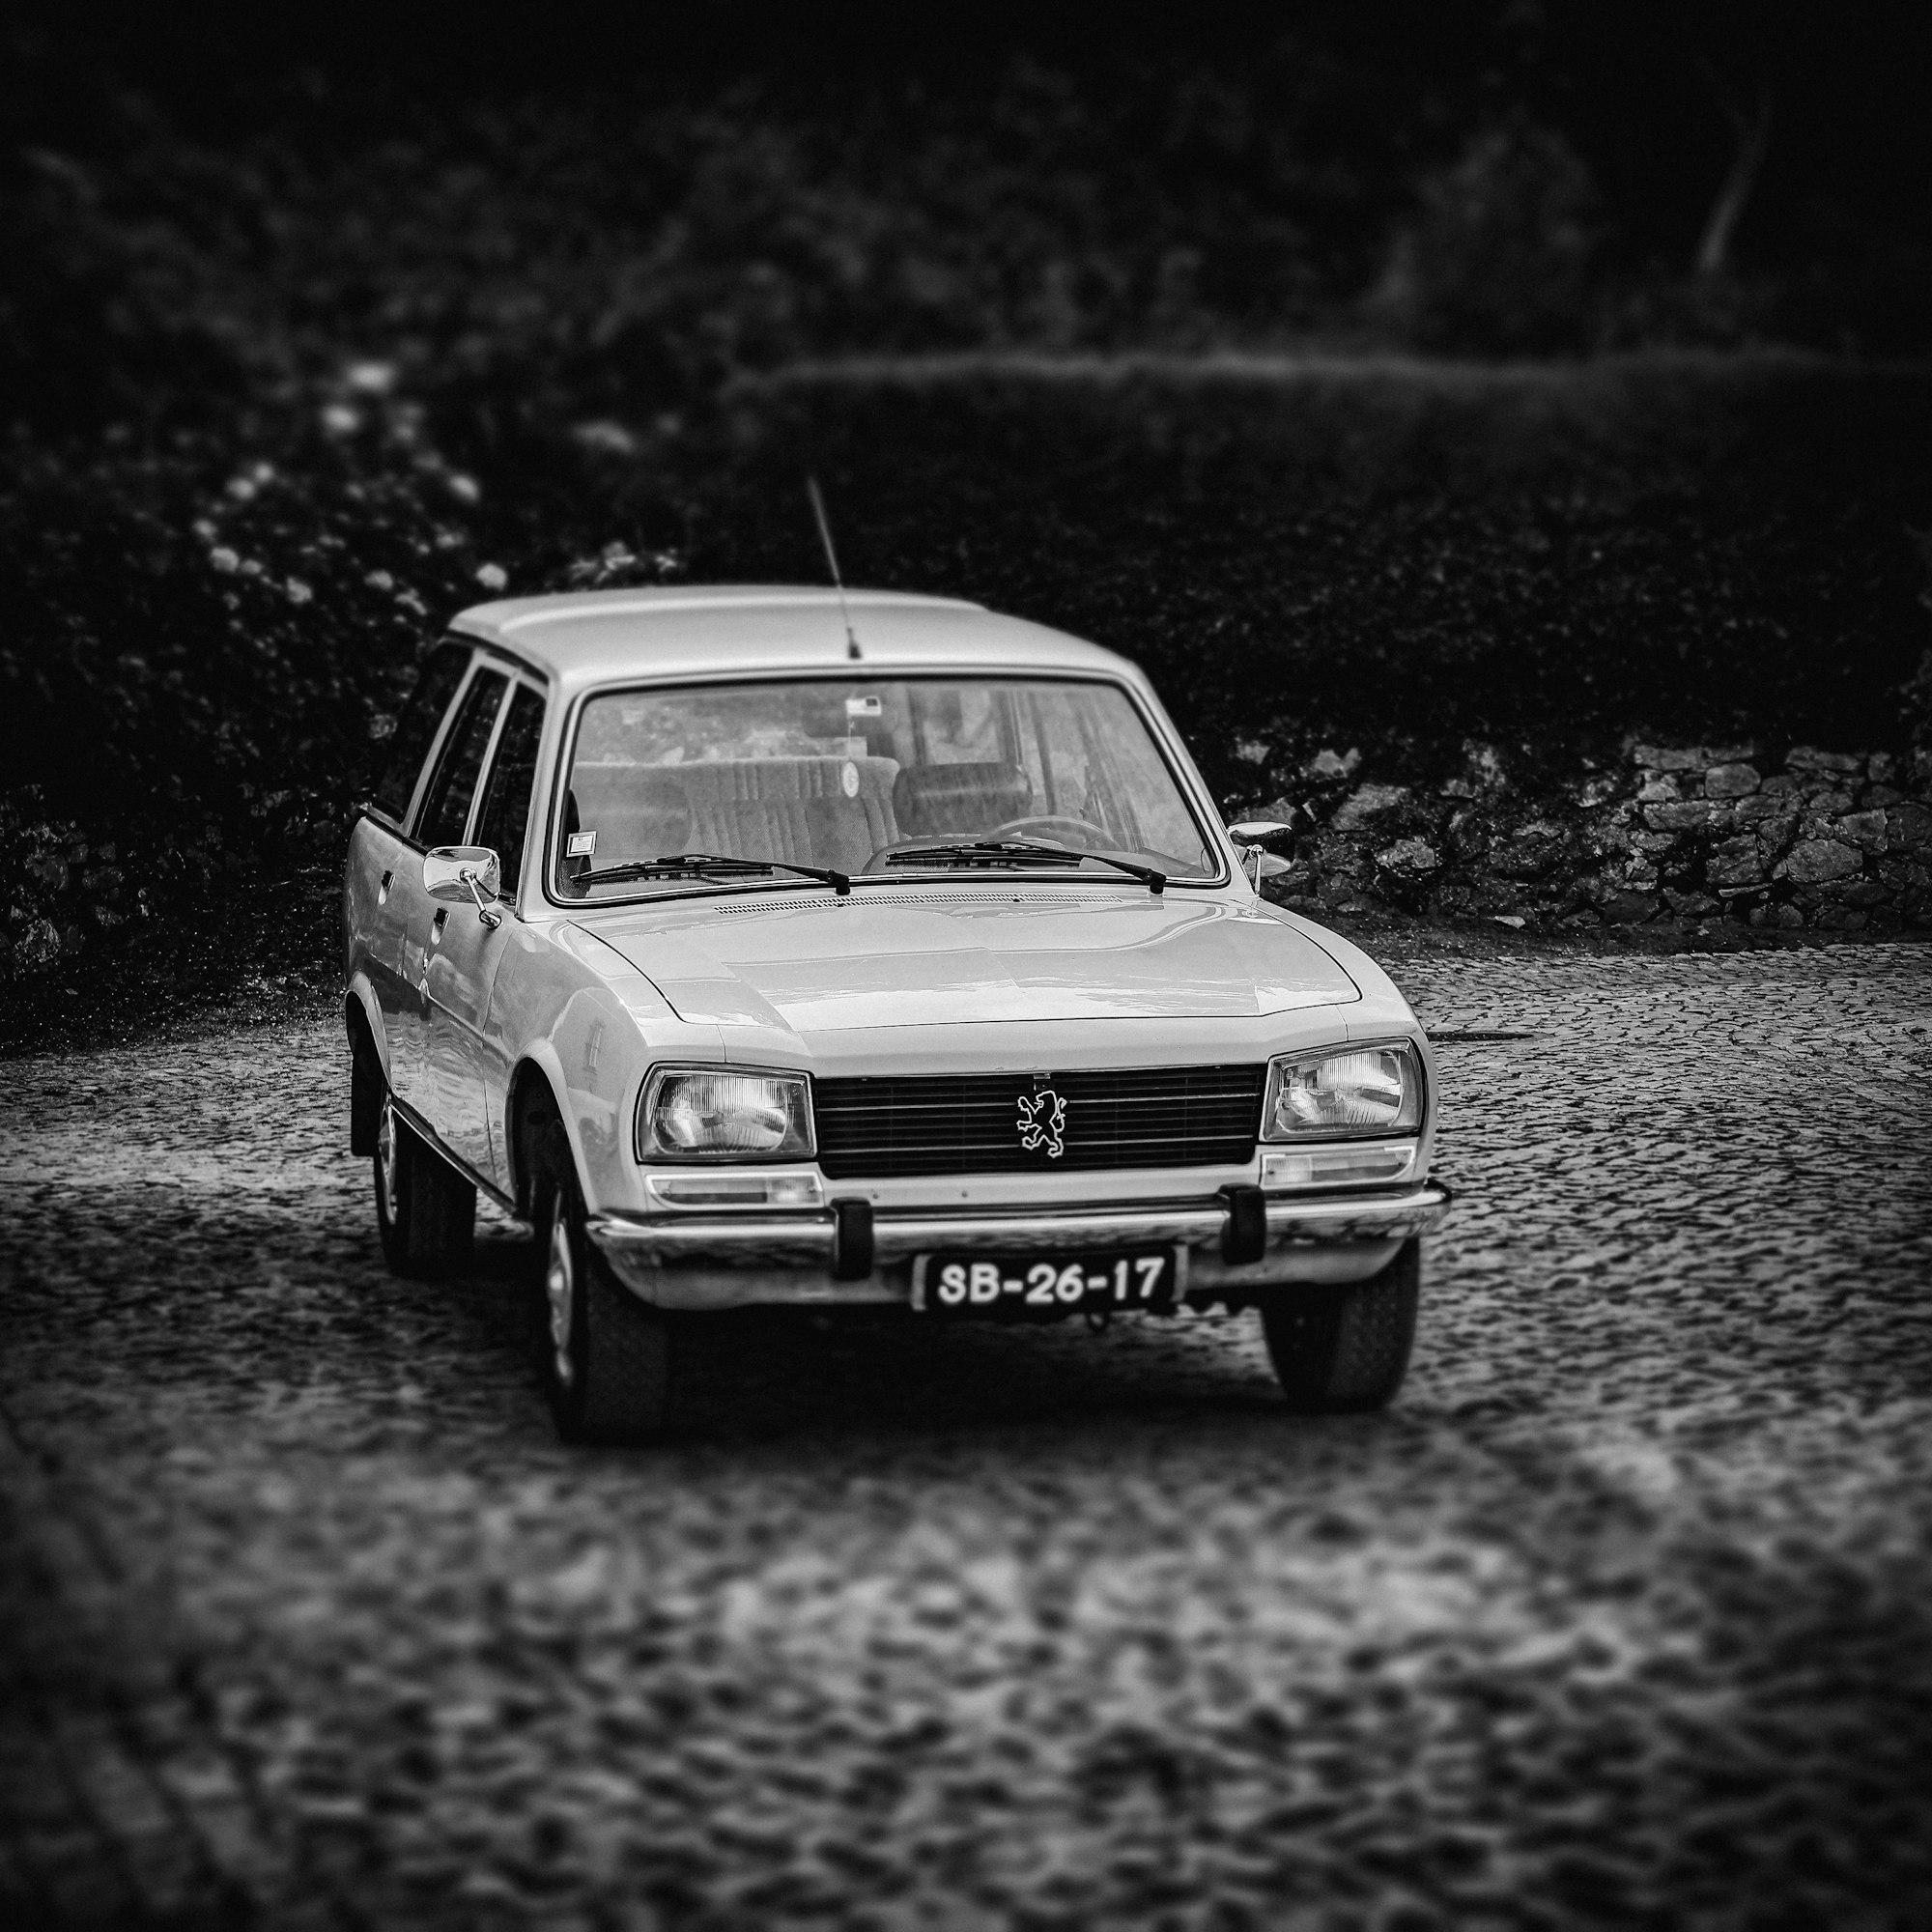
xmin=1017 ymin=1086 xmax=1067 ymax=1160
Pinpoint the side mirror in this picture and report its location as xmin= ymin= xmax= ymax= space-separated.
xmin=424 ymin=845 xmax=504 ymax=927
xmin=1227 ymin=819 xmax=1296 ymax=888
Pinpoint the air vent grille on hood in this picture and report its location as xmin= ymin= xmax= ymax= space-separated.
xmin=709 ymin=888 xmax=1148 ymax=913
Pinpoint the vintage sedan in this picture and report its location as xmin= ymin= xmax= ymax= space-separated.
xmin=344 ymin=586 xmax=1450 ymax=1441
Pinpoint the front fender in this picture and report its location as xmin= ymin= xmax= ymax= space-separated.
xmin=508 ymin=990 xmax=654 ymax=1219
xmin=494 ymin=917 xmax=730 ymax=1219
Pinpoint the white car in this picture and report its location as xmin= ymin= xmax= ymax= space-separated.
xmin=343 ymin=587 xmax=1450 ymax=1441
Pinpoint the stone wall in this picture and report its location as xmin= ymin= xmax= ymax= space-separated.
xmin=1259 ymin=742 xmax=1932 ymax=935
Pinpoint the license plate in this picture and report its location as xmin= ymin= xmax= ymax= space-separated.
xmin=912 ymin=1249 xmax=1178 ymax=1319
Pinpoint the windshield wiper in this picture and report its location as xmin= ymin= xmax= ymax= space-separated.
xmin=887 ymin=838 xmax=1167 ymax=895
xmin=577 ymin=852 xmax=851 ymax=895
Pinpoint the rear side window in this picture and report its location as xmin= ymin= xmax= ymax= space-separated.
xmin=370 ymin=644 xmax=469 ymax=821
xmin=416 ymin=671 xmax=507 ymax=847
xmin=472 ymin=685 xmax=547 ymax=894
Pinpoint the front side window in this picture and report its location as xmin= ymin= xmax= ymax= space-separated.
xmin=472 ymin=684 xmax=547 ymax=894
xmin=370 ymin=642 xmax=469 ymax=822
xmin=554 ymin=675 xmax=1218 ymax=901
xmin=416 ymin=670 xmax=506 ymax=847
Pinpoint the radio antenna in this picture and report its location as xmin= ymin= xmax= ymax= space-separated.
xmin=807 ymin=475 xmax=862 ymax=660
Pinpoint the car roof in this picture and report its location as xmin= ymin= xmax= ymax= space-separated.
xmin=448 ymin=585 xmax=1139 ymax=692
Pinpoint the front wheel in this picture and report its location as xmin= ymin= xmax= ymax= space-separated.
xmin=1260 ymin=1238 xmax=1421 ymax=1413
xmin=533 ymin=1123 xmax=672 ymax=1444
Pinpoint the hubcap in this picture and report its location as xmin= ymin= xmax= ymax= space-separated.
xmin=376 ymin=1097 xmax=399 ymax=1225
xmin=545 ymin=1200 xmax=577 ymax=1390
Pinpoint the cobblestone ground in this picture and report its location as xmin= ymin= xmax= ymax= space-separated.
xmin=3 ymin=941 xmax=1931 ymax=1929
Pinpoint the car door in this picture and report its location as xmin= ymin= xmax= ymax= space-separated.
xmin=359 ymin=641 xmax=471 ymax=1092
xmin=424 ymin=676 xmax=547 ymax=1184
xmin=398 ymin=665 xmax=509 ymax=1126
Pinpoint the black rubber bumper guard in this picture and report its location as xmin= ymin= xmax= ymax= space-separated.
xmin=831 ymin=1198 xmax=875 ymax=1280
xmin=1219 ymin=1184 xmax=1268 ymax=1265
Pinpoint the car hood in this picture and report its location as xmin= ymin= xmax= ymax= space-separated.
xmin=575 ymin=888 xmax=1359 ymax=1034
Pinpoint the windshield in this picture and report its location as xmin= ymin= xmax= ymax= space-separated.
xmin=554 ymin=675 xmax=1220 ymax=900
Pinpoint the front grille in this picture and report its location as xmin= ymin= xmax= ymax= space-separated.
xmin=812 ymin=1065 xmax=1265 ymax=1179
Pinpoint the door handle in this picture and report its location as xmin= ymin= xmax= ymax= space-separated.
xmin=379 ymin=867 xmax=393 ymax=905
xmin=431 ymin=908 xmax=448 ymax=942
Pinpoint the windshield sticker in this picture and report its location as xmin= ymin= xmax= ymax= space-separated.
xmin=566 ymin=831 xmax=597 ymax=857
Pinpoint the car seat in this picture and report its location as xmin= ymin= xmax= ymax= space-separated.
xmin=892 ymin=761 xmax=1035 ymax=839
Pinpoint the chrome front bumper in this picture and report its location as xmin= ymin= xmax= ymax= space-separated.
xmin=587 ymin=1183 xmax=1452 ymax=1311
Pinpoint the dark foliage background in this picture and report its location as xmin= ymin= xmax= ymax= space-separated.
xmin=2 ymin=2 xmax=1928 ymax=1026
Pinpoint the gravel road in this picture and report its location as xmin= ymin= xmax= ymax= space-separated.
xmin=5 ymin=940 xmax=1932 ymax=1929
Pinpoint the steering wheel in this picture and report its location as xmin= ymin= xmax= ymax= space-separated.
xmin=987 ymin=815 xmax=1113 ymax=847
xmin=862 ymin=820 xmax=1118 ymax=873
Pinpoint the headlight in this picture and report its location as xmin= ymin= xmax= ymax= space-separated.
xmin=636 ymin=1066 xmax=815 ymax=1161
xmin=1262 ymin=1042 xmax=1421 ymax=1139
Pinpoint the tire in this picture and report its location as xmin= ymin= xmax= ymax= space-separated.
xmin=1260 ymin=1238 xmax=1421 ymax=1414
xmin=373 ymin=1091 xmax=475 ymax=1278
xmin=530 ymin=1117 xmax=672 ymax=1444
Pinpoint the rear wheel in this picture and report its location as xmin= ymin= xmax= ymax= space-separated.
xmin=1261 ymin=1238 xmax=1421 ymax=1413
xmin=531 ymin=1117 xmax=672 ymax=1443
xmin=373 ymin=1093 xmax=475 ymax=1278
